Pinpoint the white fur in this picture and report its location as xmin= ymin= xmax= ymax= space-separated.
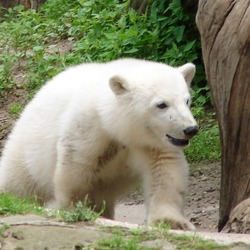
xmin=0 ymin=58 xmax=197 ymax=230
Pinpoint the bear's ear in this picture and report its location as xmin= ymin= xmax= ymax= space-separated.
xmin=109 ymin=75 xmax=130 ymax=95
xmin=178 ymin=63 xmax=196 ymax=87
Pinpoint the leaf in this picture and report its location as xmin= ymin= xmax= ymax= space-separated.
xmin=183 ymin=40 xmax=196 ymax=52
xmin=124 ymin=48 xmax=139 ymax=54
xmin=172 ymin=42 xmax=178 ymax=52
xmin=173 ymin=25 xmax=185 ymax=43
xmin=33 ymin=46 xmax=44 ymax=52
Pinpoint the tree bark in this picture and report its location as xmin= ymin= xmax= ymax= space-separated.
xmin=0 ymin=0 xmax=45 ymax=10
xmin=196 ymin=0 xmax=250 ymax=232
xmin=129 ymin=0 xmax=149 ymax=14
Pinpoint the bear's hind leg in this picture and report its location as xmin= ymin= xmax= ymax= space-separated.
xmin=0 ymin=157 xmax=46 ymax=202
xmin=48 ymin=162 xmax=94 ymax=209
xmin=49 ymin=165 xmax=116 ymax=220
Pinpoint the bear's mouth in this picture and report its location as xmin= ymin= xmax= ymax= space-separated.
xmin=166 ymin=134 xmax=189 ymax=147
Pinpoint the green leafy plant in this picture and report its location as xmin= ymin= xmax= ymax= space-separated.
xmin=60 ymin=198 xmax=105 ymax=222
xmin=148 ymin=0 xmax=208 ymax=105
xmin=185 ymin=122 xmax=221 ymax=162
xmin=9 ymin=102 xmax=23 ymax=117
xmin=0 ymin=0 xmax=207 ymax=98
xmin=0 ymin=56 xmax=15 ymax=95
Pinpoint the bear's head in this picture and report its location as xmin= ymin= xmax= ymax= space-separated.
xmin=107 ymin=60 xmax=198 ymax=150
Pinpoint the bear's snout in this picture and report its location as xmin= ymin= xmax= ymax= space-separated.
xmin=183 ymin=126 xmax=199 ymax=137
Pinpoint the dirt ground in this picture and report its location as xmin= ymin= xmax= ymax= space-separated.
xmin=0 ymin=90 xmax=221 ymax=233
xmin=187 ymin=162 xmax=220 ymax=232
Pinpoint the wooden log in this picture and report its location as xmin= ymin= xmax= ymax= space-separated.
xmin=196 ymin=0 xmax=250 ymax=232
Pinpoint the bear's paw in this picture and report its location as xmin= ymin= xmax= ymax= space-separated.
xmin=153 ymin=217 xmax=196 ymax=231
xmin=148 ymin=209 xmax=196 ymax=231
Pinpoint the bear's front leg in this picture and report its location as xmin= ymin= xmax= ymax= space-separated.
xmin=142 ymin=150 xmax=195 ymax=231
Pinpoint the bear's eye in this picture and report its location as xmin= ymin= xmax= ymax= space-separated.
xmin=186 ymin=99 xmax=190 ymax=106
xmin=156 ymin=102 xmax=168 ymax=109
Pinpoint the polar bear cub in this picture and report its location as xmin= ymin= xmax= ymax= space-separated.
xmin=0 ymin=58 xmax=198 ymax=230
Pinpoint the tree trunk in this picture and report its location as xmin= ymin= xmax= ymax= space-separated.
xmin=129 ymin=0 xmax=149 ymax=14
xmin=0 ymin=0 xmax=45 ymax=10
xmin=196 ymin=0 xmax=250 ymax=232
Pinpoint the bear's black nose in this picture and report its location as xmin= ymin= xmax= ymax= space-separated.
xmin=183 ymin=126 xmax=199 ymax=137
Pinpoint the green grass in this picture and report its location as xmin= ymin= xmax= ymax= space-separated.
xmin=0 ymin=193 xmax=44 ymax=216
xmin=0 ymin=192 xmax=105 ymax=223
xmin=93 ymin=235 xmax=156 ymax=250
xmin=60 ymin=199 xmax=105 ymax=223
xmin=166 ymin=232 xmax=228 ymax=250
xmin=89 ymin=226 xmax=228 ymax=250
xmin=9 ymin=102 xmax=23 ymax=117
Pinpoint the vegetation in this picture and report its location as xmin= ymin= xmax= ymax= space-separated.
xmin=89 ymin=225 xmax=227 ymax=250
xmin=185 ymin=112 xmax=220 ymax=162
xmin=61 ymin=199 xmax=105 ymax=222
xmin=0 ymin=192 xmax=103 ymax=222
xmin=9 ymin=102 xmax=23 ymax=117
xmin=0 ymin=193 xmax=43 ymax=215
xmin=0 ymin=0 xmax=206 ymax=95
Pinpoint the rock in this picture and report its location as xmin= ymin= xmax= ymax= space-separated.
xmin=222 ymin=198 xmax=250 ymax=233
